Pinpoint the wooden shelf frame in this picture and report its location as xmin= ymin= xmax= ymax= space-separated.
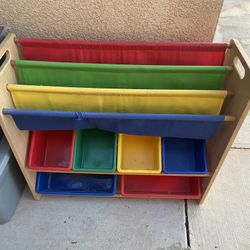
xmin=0 ymin=34 xmax=249 ymax=203
xmin=202 ymin=39 xmax=250 ymax=204
xmin=41 ymin=194 xmax=200 ymax=200
xmin=27 ymin=168 xmax=211 ymax=177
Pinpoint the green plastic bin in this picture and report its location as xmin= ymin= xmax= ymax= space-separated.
xmin=73 ymin=129 xmax=117 ymax=172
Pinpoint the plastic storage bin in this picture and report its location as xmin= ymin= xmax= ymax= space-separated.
xmin=36 ymin=173 xmax=116 ymax=196
xmin=14 ymin=60 xmax=228 ymax=90
xmin=117 ymin=134 xmax=162 ymax=174
xmin=0 ymin=26 xmax=11 ymax=42
xmin=0 ymin=136 xmax=25 ymax=224
xmin=121 ymin=175 xmax=201 ymax=199
xmin=7 ymin=84 xmax=227 ymax=115
xmin=27 ymin=130 xmax=76 ymax=171
xmin=162 ymin=138 xmax=208 ymax=174
xmin=17 ymin=38 xmax=227 ymax=66
xmin=73 ymin=129 xmax=117 ymax=172
xmin=3 ymin=109 xmax=225 ymax=139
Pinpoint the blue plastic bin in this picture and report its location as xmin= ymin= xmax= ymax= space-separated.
xmin=36 ymin=173 xmax=116 ymax=196
xmin=3 ymin=109 xmax=224 ymax=139
xmin=162 ymin=138 xmax=208 ymax=174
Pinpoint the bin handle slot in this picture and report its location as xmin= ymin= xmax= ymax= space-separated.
xmin=0 ymin=50 xmax=10 ymax=73
xmin=233 ymin=56 xmax=245 ymax=79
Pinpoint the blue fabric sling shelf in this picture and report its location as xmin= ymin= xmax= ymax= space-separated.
xmin=3 ymin=108 xmax=229 ymax=139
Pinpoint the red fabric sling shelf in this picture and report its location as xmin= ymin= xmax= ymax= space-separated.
xmin=17 ymin=38 xmax=228 ymax=65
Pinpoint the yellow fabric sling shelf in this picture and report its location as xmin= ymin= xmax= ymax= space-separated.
xmin=7 ymin=84 xmax=227 ymax=115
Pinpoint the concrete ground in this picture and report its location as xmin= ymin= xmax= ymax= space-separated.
xmin=0 ymin=1 xmax=249 ymax=249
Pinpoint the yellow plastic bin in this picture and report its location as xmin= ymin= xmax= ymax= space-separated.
xmin=117 ymin=134 xmax=162 ymax=174
xmin=7 ymin=84 xmax=227 ymax=115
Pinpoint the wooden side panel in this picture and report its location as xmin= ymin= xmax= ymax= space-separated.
xmin=201 ymin=39 xmax=250 ymax=204
xmin=0 ymin=33 xmax=40 ymax=200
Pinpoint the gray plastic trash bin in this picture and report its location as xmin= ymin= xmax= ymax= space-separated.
xmin=0 ymin=25 xmax=11 ymax=42
xmin=0 ymin=25 xmax=25 ymax=224
xmin=0 ymin=26 xmax=11 ymax=69
xmin=0 ymin=135 xmax=25 ymax=224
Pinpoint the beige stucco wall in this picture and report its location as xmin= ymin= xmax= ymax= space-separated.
xmin=0 ymin=0 xmax=223 ymax=41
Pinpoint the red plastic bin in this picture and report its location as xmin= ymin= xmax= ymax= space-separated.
xmin=27 ymin=130 xmax=76 ymax=171
xmin=121 ymin=175 xmax=201 ymax=199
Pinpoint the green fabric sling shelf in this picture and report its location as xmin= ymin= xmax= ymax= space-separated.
xmin=13 ymin=60 xmax=229 ymax=90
